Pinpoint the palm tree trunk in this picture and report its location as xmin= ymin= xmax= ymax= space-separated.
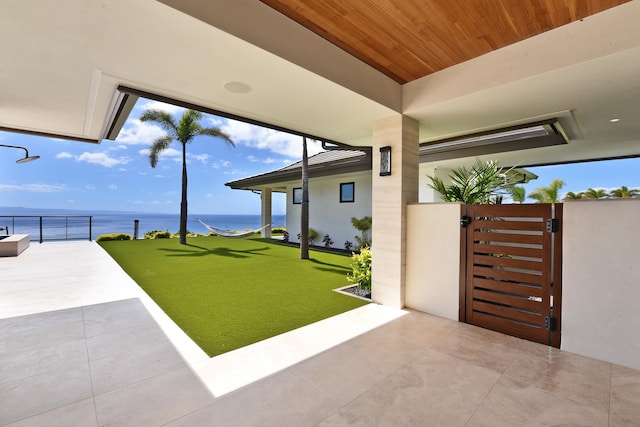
xmin=179 ymin=142 xmax=188 ymax=245
xmin=300 ymin=137 xmax=309 ymax=259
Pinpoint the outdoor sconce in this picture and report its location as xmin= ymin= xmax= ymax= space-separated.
xmin=379 ymin=146 xmax=391 ymax=176
xmin=0 ymin=144 xmax=40 ymax=163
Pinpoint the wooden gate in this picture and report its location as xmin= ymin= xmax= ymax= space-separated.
xmin=461 ymin=204 xmax=562 ymax=347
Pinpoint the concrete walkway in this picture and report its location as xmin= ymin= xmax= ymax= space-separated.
xmin=1 ymin=241 xmax=638 ymax=426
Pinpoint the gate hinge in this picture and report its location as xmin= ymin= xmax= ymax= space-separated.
xmin=461 ymin=216 xmax=471 ymax=228
xmin=544 ymin=316 xmax=558 ymax=331
xmin=546 ymin=218 xmax=559 ymax=233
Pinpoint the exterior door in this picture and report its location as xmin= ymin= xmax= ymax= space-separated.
xmin=461 ymin=204 xmax=562 ymax=347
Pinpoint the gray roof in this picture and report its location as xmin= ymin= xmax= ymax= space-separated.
xmin=225 ymin=149 xmax=371 ymax=190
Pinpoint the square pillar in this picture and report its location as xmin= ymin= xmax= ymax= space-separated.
xmin=371 ymin=115 xmax=419 ymax=308
xmin=261 ymin=187 xmax=272 ymax=238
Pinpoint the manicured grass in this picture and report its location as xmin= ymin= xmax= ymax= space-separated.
xmin=99 ymin=236 xmax=368 ymax=357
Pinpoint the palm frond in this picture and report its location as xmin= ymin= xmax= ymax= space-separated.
xmin=149 ymin=135 xmax=174 ymax=168
xmin=140 ymin=109 xmax=178 ymax=135
xmin=198 ymin=128 xmax=234 ymax=146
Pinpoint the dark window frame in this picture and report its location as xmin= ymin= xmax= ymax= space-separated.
xmin=292 ymin=187 xmax=302 ymax=204
xmin=340 ymin=182 xmax=355 ymax=203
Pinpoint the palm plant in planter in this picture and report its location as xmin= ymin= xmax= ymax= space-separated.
xmin=428 ymin=159 xmax=512 ymax=204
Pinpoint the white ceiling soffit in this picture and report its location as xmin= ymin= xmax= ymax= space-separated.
xmin=0 ymin=0 xmax=396 ymax=146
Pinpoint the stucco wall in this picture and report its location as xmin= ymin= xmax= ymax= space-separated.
xmin=405 ymin=203 xmax=461 ymax=320
xmin=561 ymin=199 xmax=640 ymax=371
xmin=286 ymin=172 xmax=372 ymax=249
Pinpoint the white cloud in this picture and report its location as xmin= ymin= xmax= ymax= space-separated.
xmin=85 ymin=185 xmax=96 ymax=191
xmin=138 ymin=147 xmax=181 ymax=159
xmin=212 ymin=160 xmax=231 ymax=169
xmin=247 ymin=155 xmax=278 ymax=164
xmin=116 ymin=119 xmax=167 ymax=145
xmin=56 ymin=152 xmax=73 ymax=159
xmin=76 ymin=152 xmax=130 ymax=168
xmin=154 ymin=174 xmax=164 ymax=178
xmin=189 ymin=153 xmax=209 ymax=164
xmin=108 ymin=183 xmax=117 ymax=190
xmin=0 ymin=183 xmax=67 ymax=192
xmin=220 ymin=119 xmax=324 ymax=158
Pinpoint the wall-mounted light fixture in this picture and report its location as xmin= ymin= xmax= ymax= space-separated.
xmin=379 ymin=146 xmax=391 ymax=176
xmin=0 ymin=144 xmax=40 ymax=163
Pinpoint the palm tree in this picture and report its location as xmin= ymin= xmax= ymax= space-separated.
xmin=528 ymin=179 xmax=565 ymax=203
xmin=583 ymin=188 xmax=609 ymax=199
xmin=509 ymin=185 xmax=526 ymax=203
xmin=300 ymin=137 xmax=309 ymax=259
xmin=141 ymin=109 xmax=234 ymax=245
xmin=609 ymin=186 xmax=640 ymax=198
xmin=563 ymin=191 xmax=584 ymax=200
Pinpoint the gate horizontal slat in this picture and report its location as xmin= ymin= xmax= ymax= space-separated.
xmin=472 ymin=312 xmax=546 ymax=344
xmin=473 ymin=288 xmax=543 ymax=312
xmin=474 ymin=266 xmax=542 ymax=285
xmin=473 ymin=254 xmax=542 ymax=271
xmin=473 ymin=231 xmax=543 ymax=245
xmin=473 ymin=300 xmax=542 ymax=326
xmin=474 ymin=243 xmax=543 ymax=259
xmin=473 ymin=219 xmax=544 ymax=231
xmin=473 ymin=277 xmax=543 ymax=298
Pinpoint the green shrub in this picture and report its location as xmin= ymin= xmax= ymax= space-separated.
xmin=144 ymin=230 xmax=173 ymax=239
xmin=272 ymin=227 xmax=286 ymax=235
xmin=96 ymin=233 xmax=132 ymax=242
xmin=347 ymin=247 xmax=372 ymax=291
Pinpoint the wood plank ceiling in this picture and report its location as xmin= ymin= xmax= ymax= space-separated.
xmin=259 ymin=0 xmax=631 ymax=84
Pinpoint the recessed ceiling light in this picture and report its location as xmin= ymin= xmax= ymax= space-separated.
xmin=609 ymin=118 xmax=621 ymax=123
xmin=224 ymin=81 xmax=252 ymax=94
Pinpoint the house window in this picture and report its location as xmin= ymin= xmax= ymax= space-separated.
xmin=340 ymin=182 xmax=355 ymax=203
xmin=293 ymin=187 xmax=302 ymax=204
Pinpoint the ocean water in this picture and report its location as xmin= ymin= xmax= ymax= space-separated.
xmin=0 ymin=211 xmax=286 ymax=241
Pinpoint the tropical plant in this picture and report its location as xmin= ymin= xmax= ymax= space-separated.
xmin=344 ymin=240 xmax=353 ymax=251
xmin=583 ymin=188 xmax=609 ymax=199
xmin=528 ymin=179 xmax=565 ymax=203
xmin=347 ymin=247 xmax=372 ymax=291
xmin=510 ymin=185 xmax=526 ymax=203
xmin=322 ymin=234 xmax=334 ymax=248
xmin=563 ymin=191 xmax=584 ymax=200
xmin=141 ymin=108 xmax=234 ymax=245
xmin=609 ymin=186 xmax=640 ymax=198
xmin=351 ymin=216 xmax=372 ymax=249
xmin=428 ymin=159 xmax=511 ymax=204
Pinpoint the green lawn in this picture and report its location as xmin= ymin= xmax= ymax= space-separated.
xmin=99 ymin=236 xmax=368 ymax=357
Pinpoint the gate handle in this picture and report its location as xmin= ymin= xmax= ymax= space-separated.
xmin=461 ymin=216 xmax=471 ymax=228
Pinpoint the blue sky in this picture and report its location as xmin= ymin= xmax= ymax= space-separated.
xmin=0 ymin=99 xmax=326 ymax=215
xmin=1 ymin=97 xmax=639 ymax=214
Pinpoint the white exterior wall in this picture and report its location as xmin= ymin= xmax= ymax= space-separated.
xmin=286 ymin=172 xmax=372 ymax=249
xmin=405 ymin=203 xmax=461 ymax=320
xmin=562 ymin=199 xmax=640 ymax=371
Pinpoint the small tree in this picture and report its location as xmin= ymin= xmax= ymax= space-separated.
xmin=351 ymin=216 xmax=372 ymax=249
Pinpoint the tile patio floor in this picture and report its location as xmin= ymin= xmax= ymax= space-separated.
xmin=1 ymin=241 xmax=639 ymax=426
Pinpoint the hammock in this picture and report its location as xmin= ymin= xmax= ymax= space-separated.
xmin=197 ymin=218 xmax=270 ymax=238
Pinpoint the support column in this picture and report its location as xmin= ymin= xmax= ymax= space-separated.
xmin=371 ymin=115 xmax=419 ymax=308
xmin=261 ymin=187 xmax=272 ymax=238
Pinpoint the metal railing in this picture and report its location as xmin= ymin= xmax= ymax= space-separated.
xmin=0 ymin=216 xmax=93 ymax=243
